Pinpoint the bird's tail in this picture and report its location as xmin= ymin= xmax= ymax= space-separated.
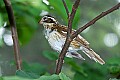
xmin=82 ymin=47 xmax=105 ymax=65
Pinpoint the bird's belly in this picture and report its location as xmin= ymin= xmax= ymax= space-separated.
xmin=47 ymin=31 xmax=65 ymax=52
xmin=45 ymin=30 xmax=82 ymax=52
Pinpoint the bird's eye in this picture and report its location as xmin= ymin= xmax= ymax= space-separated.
xmin=43 ymin=16 xmax=47 ymax=20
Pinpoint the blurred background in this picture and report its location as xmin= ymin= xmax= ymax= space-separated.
xmin=0 ymin=0 xmax=120 ymax=80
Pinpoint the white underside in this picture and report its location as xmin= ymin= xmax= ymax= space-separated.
xmin=44 ymin=28 xmax=82 ymax=52
xmin=45 ymin=29 xmax=64 ymax=52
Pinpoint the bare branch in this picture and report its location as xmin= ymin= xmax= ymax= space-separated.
xmin=55 ymin=0 xmax=80 ymax=74
xmin=71 ymin=3 xmax=120 ymax=39
xmin=55 ymin=39 xmax=71 ymax=74
xmin=3 ymin=0 xmax=21 ymax=70
xmin=62 ymin=0 xmax=69 ymax=17
xmin=68 ymin=0 xmax=80 ymax=36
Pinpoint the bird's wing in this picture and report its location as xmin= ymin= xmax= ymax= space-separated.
xmin=53 ymin=24 xmax=89 ymax=46
xmin=75 ymin=34 xmax=89 ymax=46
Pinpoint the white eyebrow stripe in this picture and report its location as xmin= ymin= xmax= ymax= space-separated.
xmin=48 ymin=17 xmax=56 ymax=22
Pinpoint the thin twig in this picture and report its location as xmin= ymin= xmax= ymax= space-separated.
xmin=55 ymin=0 xmax=80 ymax=74
xmin=3 ymin=0 xmax=21 ymax=70
xmin=71 ymin=3 xmax=120 ymax=39
xmin=62 ymin=0 xmax=69 ymax=17
xmin=68 ymin=0 xmax=80 ymax=36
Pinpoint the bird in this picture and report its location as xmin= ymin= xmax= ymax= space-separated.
xmin=39 ymin=15 xmax=105 ymax=65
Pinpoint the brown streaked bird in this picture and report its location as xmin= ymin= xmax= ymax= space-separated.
xmin=39 ymin=15 xmax=105 ymax=65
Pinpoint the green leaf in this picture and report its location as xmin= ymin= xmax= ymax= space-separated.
xmin=16 ymin=70 xmax=39 ymax=79
xmin=38 ymin=74 xmax=60 ymax=80
xmin=109 ymin=64 xmax=120 ymax=74
xmin=22 ymin=61 xmax=46 ymax=75
xmin=59 ymin=72 xmax=71 ymax=80
xmin=2 ymin=74 xmax=59 ymax=80
xmin=3 ymin=76 xmax=31 ymax=80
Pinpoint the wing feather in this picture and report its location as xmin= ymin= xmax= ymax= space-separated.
xmin=53 ymin=24 xmax=89 ymax=46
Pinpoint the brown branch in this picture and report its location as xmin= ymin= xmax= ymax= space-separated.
xmin=68 ymin=0 xmax=80 ymax=35
xmin=3 ymin=0 xmax=21 ymax=70
xmin=55 ymin=0 xmax=80 ymax=74
xmin=55 ymin=40 xmax=71 ymax=74
xmin=71 ymin=3 xmax=120 ymax=39
xmin=62 ymin=0 xmax=69 ymax=17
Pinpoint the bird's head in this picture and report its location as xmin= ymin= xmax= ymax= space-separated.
xmin=39 ymin=15 xmax=58 ymax=24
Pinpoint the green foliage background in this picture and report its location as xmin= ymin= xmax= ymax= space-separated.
xmin=0 ymin=0 xmax=120 ymax=80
